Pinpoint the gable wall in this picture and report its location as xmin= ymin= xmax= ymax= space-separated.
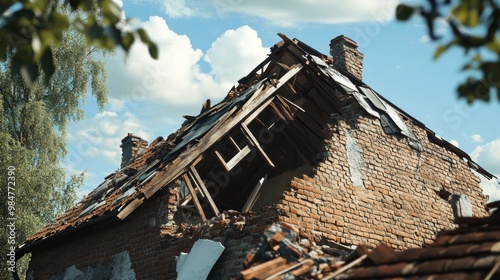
xmin=275 ymin=110 xmax=488 ymax=250
xmin=27 ymin=184 xmax=277 ymax=280
xmin=28 ymin=187 xmax=185 ymax=279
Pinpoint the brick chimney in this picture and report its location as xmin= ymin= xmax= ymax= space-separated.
xmin=329 ymin=35 xmax=364 ymax=80
xmin=120 ymin=133 xmax=148 ymax=168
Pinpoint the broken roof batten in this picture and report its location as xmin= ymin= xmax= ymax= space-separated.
xmin=117 ymin=65 xmax=304 ymax=220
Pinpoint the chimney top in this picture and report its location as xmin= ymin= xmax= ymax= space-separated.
xmin=329 ymin=35 xmax=364 ymax=81
xmin=330 ymin=35 xmax=358 ymax=49
xmin=120 ymin=133 xmax=148 ymax=168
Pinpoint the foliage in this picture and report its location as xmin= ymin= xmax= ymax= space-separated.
xmin=396 ymin=0 xmax=500 ymax=103
xmin=0 ymin=15 xmax=108 ymax=279
xmin=0 ymin=0 xmax=158 ymax=85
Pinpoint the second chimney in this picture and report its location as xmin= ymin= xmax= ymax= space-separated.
xmin=120 ymin=133 xmax=148 ymax=168
xmin=329 ymin=35 xmax=364 ymax=81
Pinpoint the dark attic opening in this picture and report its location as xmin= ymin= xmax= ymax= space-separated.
xmin=169 ymin=35 xmax=356 ymax=221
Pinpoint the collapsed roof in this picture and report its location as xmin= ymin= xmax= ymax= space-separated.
xmin=237 ymin=201 xmax=500 ymax=279
xmin=16 ymin=33 xmax=495 ymax=259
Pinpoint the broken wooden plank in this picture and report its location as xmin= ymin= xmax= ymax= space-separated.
xmin=189 ymin=165 xmax=220 ymax=216
xmin=215 ymin=145 xmax=252 ymax=172
xmin=183 ymin=173 xmax=207 ymax=221
xmin=117 ymin=197 xmax=144 ymax=220
xmin=228 ymin=136 xmax=241 ymax=150
xmin=290 ymin=259 xmax=315 ymax=277
xmin=322 ymin=254 xmax=367 ymax=280
xmin=259 ymin=261 xmax=303 ymax=280
xmin=241 ymin=257 xmax=287 ymax=280
xmin=180 ymin=194 xmax=193 ymax=206
xmin=286 ymin=82 xmax=297 ymax=94
xmin=241 ymin=123 xmax=275 ymax=168
xmin=242 ymin=176 xmax=266 ymax=213
xmin=273 ymin=100 xmax=294 ymax=122
xmin=242 ymin=97 xmax=276 ymax=127
xmin=277 ymin=94 xmax=305 ymax=113
xmin=269 ymin=102 xmax=288 ymax=122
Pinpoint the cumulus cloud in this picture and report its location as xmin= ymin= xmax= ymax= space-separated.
xmin=449 ymin=139 xmax=459 ymax=147
xmin=67 ymin=110 xmax=151 ymax=165
xmin=214 ymin=0 xmax=397 ymax=26
xmin=480 ymin=178 xmax=500 ymax=202
xmin=157 ymin=0 xmax=397 ymax=25
xmin=106 ymin=17 xmax=268 ymax=108
xmin=471 ymin=139 xmax=500 ymax=175
xmin=68 ymin=20 xmax=269 ymax=194
xmin=471 ymin=134 xmax=482 ymax=143
xmin=205 ymin=26 xmax=269 ymax=84
xmin=162 ymin=0 xmax=200 ymax=18
xmin=471 ymin=139 xmax=500 ymax=201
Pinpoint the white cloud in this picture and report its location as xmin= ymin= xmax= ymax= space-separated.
xmin=68 ymin=20 xmax=270 ymax=195
xmin=211 ymin=0 xmax=398 ymax=26
xmin=471 ymin=139 xmax=500 ymax=202
xmin=67 ymin=110 xmax=151 ymax=165
xmin=471 ymin=139 xmax=500 ymax=175
xmin=106 ymin=17 xmax=268 ymax=108
xmin=480 ymin=177 xmax=500 ymax=202
xmin=471 ymin=134 xmax=482 ymax=143
xmin=205 ymin=26 xmax=269 ymax=84
xmin=158 ymin=0 xmax=398 ymax=25
xmin=449 ymin=139 xmax=459 ymax=147
xmin=162 ymin=0 xmax=200 ymax=18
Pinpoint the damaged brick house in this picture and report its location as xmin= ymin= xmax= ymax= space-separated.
xmin=15 ymin=34 xmax=495 ymax=279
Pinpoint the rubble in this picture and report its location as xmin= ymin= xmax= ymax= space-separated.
xmin=241 ymin=223 xmax=354 ymax=279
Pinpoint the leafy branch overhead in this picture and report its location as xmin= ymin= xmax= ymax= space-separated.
xmin=396 ymin=0 xmax=500 ymax=103
xmin=0 ymin=0 xmax=158 ymax=84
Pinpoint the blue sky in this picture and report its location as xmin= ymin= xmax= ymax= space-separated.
xmin=65 ymin=0 xmax=500 ymax=201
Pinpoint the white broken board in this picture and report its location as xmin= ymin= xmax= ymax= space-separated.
xmin=176 ymin=239 xmax=225 ymax=280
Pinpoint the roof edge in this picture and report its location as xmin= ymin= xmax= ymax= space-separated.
xmin=15 ymin=210 xmax=119 ymax=260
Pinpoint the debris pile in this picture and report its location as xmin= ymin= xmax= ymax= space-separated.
xmin=241 ymin=223 xmax=356 ymax=279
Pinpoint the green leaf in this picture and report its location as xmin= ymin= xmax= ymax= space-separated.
xmin=136 ymin=28 xmax=150 ymax=43
xmin=395 ymin=4 xmax=415 ymax=21
xmin=68 ymin=0 xmax=81 ymax=10
xmin=461 ymin=62 xmax=473 ymax=70
xmin=41 ymin=48 xmax=54 ymax=84
xmin=101 ymin=0 xmax=122 ymax=24
xmin=457 ymin=77 xmax=490 ymax=103
xmin=0 ymin=41 xmax=7 ymax=60
xmin=434 ymin=42 xmax=453 ymax=59
xmin=452 ymin=0 xmax=480 ymax=27
xmin=88 ymin=23 xmax=104 ymax=40
xmin=479 ymin=61 xmax=500 ymax=78
xmin=107 ymin=25 xmax=121 ymax=44
xmin=486 ymin=38 xmax=500 ymax=53
xmin=148 ymin=42 xmax=158 ymax=59
xmin=121 ymin=32 xmax=134 ymax=51
xmin=472 ymin=53 xmax=481 ymax=61
xmin=497 ymin=84 xmax=500 ymax=101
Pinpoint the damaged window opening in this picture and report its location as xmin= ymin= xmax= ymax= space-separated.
xmin=214 ymin=131 xmax=252 ymax=172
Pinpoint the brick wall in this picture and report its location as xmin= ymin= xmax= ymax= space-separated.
xmin=275 ymin=112 xmax=488 ymax=250
xmin=27 ymin=183 xmax=278 ymax=279
xmin=27 ymin=95 xmax=489 ymax=279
